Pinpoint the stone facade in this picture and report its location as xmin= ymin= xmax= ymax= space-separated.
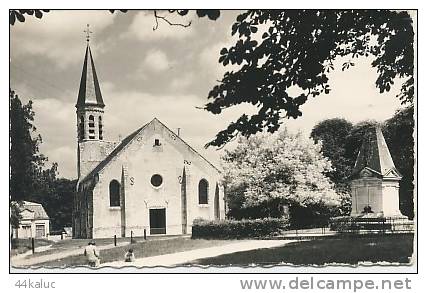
xmin=73 ymin=44 xmax=225 ymax=239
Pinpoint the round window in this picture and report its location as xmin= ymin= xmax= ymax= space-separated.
xmin=150 ymin=174 xmax=163 ymax=187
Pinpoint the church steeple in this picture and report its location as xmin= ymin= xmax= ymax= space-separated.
xmin=76 ymin=28 xmax=108 ymax=179
xmin=75 ymin=44 xmax=105 ymax=109
xmin=76 ymin=28 xmax=105 ymax=143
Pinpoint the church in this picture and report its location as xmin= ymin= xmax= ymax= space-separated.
xmin=72 ymin=42 xmax=225 ymax=239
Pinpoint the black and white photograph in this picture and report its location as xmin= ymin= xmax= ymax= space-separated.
xmin=8 ymin=7 xmax=416 ymax=275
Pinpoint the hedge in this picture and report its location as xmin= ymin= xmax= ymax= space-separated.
xmin=191 ymin=217 xmax=289 ymax=239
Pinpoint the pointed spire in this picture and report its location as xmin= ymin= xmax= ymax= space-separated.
xmin=352 ymin=125 xmax=401 ymax=178
xmin=75 ymin=43 xmax=105 ymax=109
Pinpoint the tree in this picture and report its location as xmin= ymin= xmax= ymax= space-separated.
xmin=31 ymin=178 xmax=76 ymax=231
xmin=10 ymin=202 xmax=22 ymax=230
xmin=10 ymin=89 xmax=47 ymax=201
xmin=204 ymin=10 xmax=414 ymax=147
xmin=9 ymin=10 xmax=50 ymax=25
xmin=50 ymin=179 xmax=76 ymax=230
xmin=344 ymin=120 xmax=379 ymax=162
xmin=383 ymin=105 xmax=414 ymax=219
xmin=10 ymin=90 xmax=75 ymax=230
xmin=9 ymin=9 xmax=220 ymax=26
xmin=310 ymin=119 xmax=354 ymax=216
xmin=222 ymin=129 xmax=343 ymax=224
xmin=310 ymin=118 xmax=354 ymax=185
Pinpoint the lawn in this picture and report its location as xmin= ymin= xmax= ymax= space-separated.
xmin=36 ymin=237 xmax=242 ymax=267
xmin=190 ymin=234 xmax=414 ymax=266
xmin=10 ymin=238 xmax=54 ymax=256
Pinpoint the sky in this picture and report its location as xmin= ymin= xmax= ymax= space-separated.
xmin=10 ymin=10 xmax=406 ymax=179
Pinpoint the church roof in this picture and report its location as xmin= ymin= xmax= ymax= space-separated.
xmin=352 ymin=125 xmax=401 ymax=178
xmin=79 ymin=118 xmax=220 ymax=185
xmin=75 ymin=45 xmax=105 ymax=108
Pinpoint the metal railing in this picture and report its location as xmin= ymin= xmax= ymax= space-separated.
xmin=330 ymin=216 xmax=414 ymax=233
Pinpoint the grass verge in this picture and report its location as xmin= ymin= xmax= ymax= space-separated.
xmin=190 ymin=234 xmax=414 ymax=266
xmin=10 ymin=238 xmax=54 ymax=256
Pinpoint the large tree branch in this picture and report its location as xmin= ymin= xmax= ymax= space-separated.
xmin=153 ymin=10 xmax=191 ymax=31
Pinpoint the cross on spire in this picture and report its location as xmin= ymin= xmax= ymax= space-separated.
xmin=84 ymin=24 xmax=93 ymax=43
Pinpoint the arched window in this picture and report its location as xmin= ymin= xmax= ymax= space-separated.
xmin=109 ymin=180 xmax=120 ymax=207
xmin=88 ymin=115 xmax=95 ymax=139
xmin=98 ymin=116 xmax=103 ymax=140
xmin=198 ymin=179 xmax=208 ymax=204
xmin=79 ymin=115 xmax=85 ymax=140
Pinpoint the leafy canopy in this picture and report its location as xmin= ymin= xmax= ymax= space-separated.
xmin=382 ymin=105 xmax=414 ymax=219
xmin=9 ymin=9 xmax=220 ymax=26
xmin=204 ymin=10 xmax=414 ymax=147
xmin=222 ymin=128 xmax=341 ymax=210
xmin=10 ymin=89 xmax=47 ymax=201
xmin=310 ymin=118 xmax=354 ymax=185
xmin=10 ymin=90 xmax=75 ymax=230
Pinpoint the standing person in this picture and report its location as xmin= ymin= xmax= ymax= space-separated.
xmin=124 ymin=248 xmax=135 ymax=263
xmin=84 ymin=241 xmax=100 ymax=267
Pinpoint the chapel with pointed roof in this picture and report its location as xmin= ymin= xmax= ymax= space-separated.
xmin=73 ymin=42 xmax=224 ymax=239
xmin=350 ymin=125 xmax=403 ymax=217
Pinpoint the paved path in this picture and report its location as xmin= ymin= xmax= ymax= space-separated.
xmin=11 ymin=242 xmax=128 ymax=267
xmin=102 ymin=240 xmax=294 ymax=268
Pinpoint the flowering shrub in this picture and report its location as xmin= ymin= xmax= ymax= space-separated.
xmin=191 ymin=217 xmax=289 ymax=239
xmin=222 ymin=130 xmax=342 ymax=220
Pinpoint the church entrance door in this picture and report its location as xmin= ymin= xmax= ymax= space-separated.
xmin=149 ymin=208 xmax=166 ymax=235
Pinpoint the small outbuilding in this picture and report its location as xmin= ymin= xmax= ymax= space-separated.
xmin=12 ymin=201 xmax=50 ymax=238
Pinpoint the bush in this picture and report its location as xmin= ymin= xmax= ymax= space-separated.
xmin=227 ymin=198 xmax=289 ymax=220
xmin=191 ymin=217 xmax=289 ymax=239
xmin=226 ymin=198 xmax=340 ymax=229
xmin=289 ymin=203 xmax=339 ymax=229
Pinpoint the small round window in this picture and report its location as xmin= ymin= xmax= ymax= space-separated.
xmin=151 ymin=174 xmax=163 ymax=187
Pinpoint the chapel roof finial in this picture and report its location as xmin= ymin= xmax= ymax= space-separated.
xmin=84 ymin=24 xmax=92 ymax=44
